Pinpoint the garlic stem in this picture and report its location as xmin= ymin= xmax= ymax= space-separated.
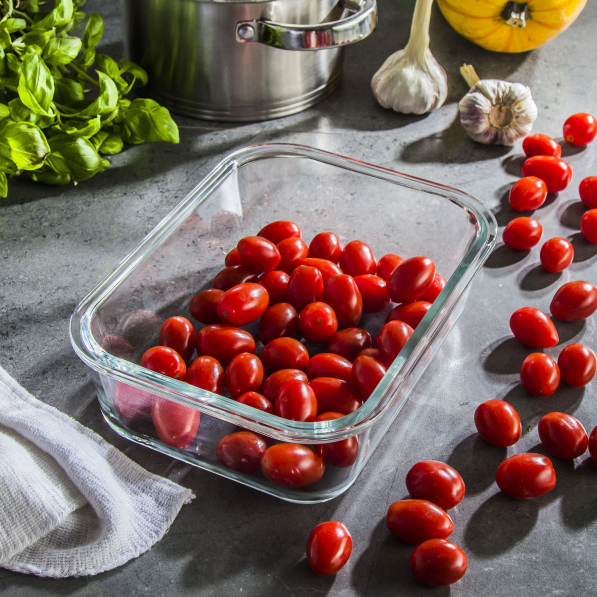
xmin=460 ymin=64 xmax=480 ymax=89
xmin=404 ymin=0 xmax=434 ymax=61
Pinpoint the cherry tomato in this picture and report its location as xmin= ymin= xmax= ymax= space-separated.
xmin=406 ymin=461 xmax=465 ymax=510
xmin=558 ymin=343 xmax=596 ymax=387
xmin=225 ymin=353 xmax=265 ymax=399
xmin=351 ymin=355 xmax=387 ymax=400
xmin=141 ymin=346 xmax=186 ymax=379
xmin=261 ymin=369 xmax=308 ymax=403
xmin=196 ymin=324 xmax=255 ymax=366
xmin=387 ymin=256 xmax=436 ymax=303
xmin=589 ymin=426 xmax=597 ymax=465
xmin=474 ymin=400 xmax=521 ymax=447
xmin=581 ymin=209 xmax=597 ymax=243
xmin=213 ymin=265 xmax=259 ymax=290
xmin=237 ymin=391 xmax=274 ymax=413
xmin=275 ymin=380 xmax=317 ymax=421
xmin=261 ymin=337 xmax=309 ymax=372
xmin=495 ymin=453 xmax=556 ymax=499
xmin=309 ymin=378 xmax=364 ymax=415
xmin=186 ymin=355 xmax=225 ymax=393
xmin=306 ymin=522 xmax=353 ymax=575
xmin=522 ymin=156 xmax=572 ymax=193
xmin=538 ymin=412 xmax=588 ymax=460
xmin=376 ymin=253 xmax=404 ymax=281
xmin=550 ymin=280 xmax=597 ymax=322
xmin=259 ymin=303 xmax=299 ymax=346
xmin=540 ymin=237 xmax=574 ymax=273
xmin=315 ymin=412 xmax=359 ymax=467
xmin=237 ymin=236 xmax=281 ymax=272
xmin=386 ymin=500 xmax=454 ymax=545
xmin=309 ymin=232 xmax=343 ymax=264
xmin=114 ymin=381 xmax=154 ymax=419
xmin=411 ymin=539 xmax=467 ymax=586
xmin=257 ymin=270 xmax=289 ymax=304
xmin=216 ymin=431 xmax=268 ymax=474
xmin=520 ymin=353 xmax=560 ymax=397
xmin=306 ymin=353 xmax=352 ymax=382
xmin=377 ymin=320 xmax=414 ymax=364
xmin=327 ymin=328 xmax=371 ymax=362
xmin=189 ymin=289 xmax=224 ymax=324
xmin=387 ymin=301 xmax=431 ymax=330
xmin=158 ymin=316 xmax=195 ymax=362
xmin=357 ymin=347 xmax=384 ymax=360
xmin=286 ymin=265 xmax=324 ymax=312
xmin=502 ymin=217 xmax=543 ymax=250
xmin=509 ymin=307 xmax=559 ymax=348
xmin=323 ymin=274 xmax=363 ymax=329
xmin=353 ymin=275 xmax=390 ymax=313
xmin=224 ymin=247 xmax=244 ymax=266
xmin=579 ymin=176 xmax=597 ymax=208
xmin=258 ymin=220 xmax=301 ymax=245
xmin=563 ymin=112 xmax=597 ymax=146
xmin=217 ymin=283 xmax=269 ymax=326
xmin=299 ymin=302 xmax=338 ymax=344
xmin=522 ymin=133 xmax=562 ymax=158
xmin=509 ymin=177 xmax=548 ymax=212
xmin=419 ymin=274 xmax=446 ymax=303
xmin=277 ymin=237 xmax=309 ymax=274
xmin=260 ymin=443 xmax=325 ymax=487
xmin=339 ymin=240 xmax=376 ymax=277
xmin=151 ymin=397 xmax=200 ymax=449
xmin=299 ymin=258 xmax=343 ymax=284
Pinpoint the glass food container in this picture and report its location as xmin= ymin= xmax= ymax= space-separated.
xmin=70 ymin=144 xmax=497 ymax=503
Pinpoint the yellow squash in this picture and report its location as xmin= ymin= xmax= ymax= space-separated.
xmin=437 ymin=0 xmax=587 ymax=53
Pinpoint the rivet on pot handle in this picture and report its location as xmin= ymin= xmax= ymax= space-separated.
xmin=236 ymin=0 xmax=377 ymax=51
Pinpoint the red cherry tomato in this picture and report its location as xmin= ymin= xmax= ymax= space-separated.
xmin=581 ymin=209 xmax=597 ymax=243
xmin=158 ymin=316 xmax=196 ymax=361
xmin=580 ymin=176 xmax=597 ymax=208
xmin=315 ymin=412 xmax=359 ymax=467
xmin=550 ymin=280 xmax=597 ymax=322
xmin=259 ymin=303 xmax=299 ymax=346
xmin=354 ymin=275 xmax=390 ymax=313
xmin=309 ymin=378 xmax=363 ymax=415
xmin=217 ymin=283 xmax=269 ymax=326
xmin=323 ymin=274 xmax=363 ymax=329
xmin=509 ymin=177 xmax=548 ymax=212
xmin=386 ymin=500 xmax=454 ymax=545
xmin=275 ymin=380 xmax=317 ymax=422
xmin=260 ymin=443 xmax=325 ymax=487
xmin=237 ymin=391 xmax=274 ymax=413
xmin=520 ymin=353 xmax=560 ymax=397
xmin=258 ymin=220 xmax=301 ymax=245
xmin=419 ymin=274 xmax=446 ymax=303
xmin=405 ymin=461 xmax=465 ymax=510
xmin=261 ymin=337 xmax=309 ymax=372
xmin=225 ymin=353 xmax=265 ymax=399
xmin=563 ymin=112 xmax=597 ymax=146
xmin=186 ymin=355 xmax=225 ymax=394
xmin=509 ymin=307 xmax=558 ymax=348
xmin=538 ymin=412 xmax=588 ymax=460
xmin=196 ymin=324 xmax=255 ymax=366
xmin=257 ymin=270 xmax=289 ymax=304
xmin=387 ymin=301 xmax=431 ymax=330
xmin=351 ymin=355 xmax=387 ymax=400
xmin=327 ymin=328 xmax=371 ymax=362
xmin=357 ymin=347 xmax=384 ymax=360
xmin=212 ymin=265 xmax=259 ymax=291
xmin=113 ymin=382 xmax=154 ymax=419
xmin=387 ymin=256 xmax=436 ymax=303
xmin=286 ymin=265 xmax=324 ymax=312
xmin=589 ymin=426 xmax=597 ymax=464
xmin=558 ymin=343 xmax=596 ymax=387
xmin=224 ymin=247 xmax=244 ymax=266
xmin=411 ymin=539 xmax=467 ymax=586
xmin=237 ymin=236 xmax=281 ymax=272
xmin=298 ymin=258 xmax=342 ymax=284
xmin=261 ymin=369 xmax=308 ymax=403
xmin=376 ymin=253 xmax=404 ymax=281
xmin=309 ymin=232 xmax=343 ymax=264
xmin=522 ymin=156 xmax=573 ymax=193
xmin=502 ymin=217 xmax=543 ymax=250
xmin=306 ymin=353 xmax=352 ymax=382
xmin=151 ymin=397 xmax=199 ymax=449
xmin=474 ymin=400 xmax=521 ymax=447
xmin=523 ymin=133 xmax=562 ymax=158
xmin=297 ymin=302 xmax=337 ymax=344
xmin=540 ymin=237 xmax=574 ymax=273
xmin=277 ymin=237 xmax=309 ymax=274
xmin=495 ymin=453 xmax=556 ymax=498
xmin=141 ymin=346 xmax=186 ymax=379
xmin=377 ymin=320 xmax=414 ymax=364
xmin=306 ymin=522 xmax=353 ymax=576
xmin=339 ymin=240 xmax=376 ymax=277
xmin=216 ymin=431 xmax=267 ymax=474
xmin=189 ymin=289 xmax=224 ymax=324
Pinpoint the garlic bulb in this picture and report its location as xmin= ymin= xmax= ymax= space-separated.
xmin=371 ymin=0 xmax=447 ymax=115
xmin=459 ymin=64 xmax=538 ymax=145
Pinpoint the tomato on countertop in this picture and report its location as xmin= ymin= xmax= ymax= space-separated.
xmin=495 ymin=453 xmax=556 ymax=499
xmin=522 ymin=134 xmax=561 ymax=158
xmin=502 ymin=217 xmax=543 ymax=250
xmin=522 ymin=156 xmax=572 ymax=193
xmin=563 ymin=113 xmax=597 ymax=146
xmin=386 ymin=500 xmax=454 ymax=545
xmin=558 ymin=344 xmax=596 ymax=387
xmin=509 ymin=177 xmax=548 ymax=212
xmin=581 ymin=209 xmax=597 ymax=243
xmin=509 ymin=307 xmax=558 ymax=348
xmin=306 ymin=522 xmax=353 ymax=575
xmin=520 ymin=353 xmax=560 ymax=397
xmin=540 ymin=238 xmax=574 ymax=273
xmin=538 ymin=412 xmax=588 ymax=460
xmin=550 ymin=281 xmax=597 ymax=322
xmin=474 ymin=400 xmax=521 ymax=448
xmin=411 ymin=539 xmax=467 ymax=586
xmin=406 ymin=461 xmax=465 ymax=510
xmin=580 ymin=177 xmax=597 ymax=209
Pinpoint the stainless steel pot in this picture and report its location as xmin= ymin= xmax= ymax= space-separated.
xmin=122 ymin=0 xmax=377 ymax=121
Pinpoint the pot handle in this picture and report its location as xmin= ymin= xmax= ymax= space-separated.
xmin=236 ymin=0 xmax=377 ymax=51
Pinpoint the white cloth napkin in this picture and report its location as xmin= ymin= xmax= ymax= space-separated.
xmin=0 ymin=365 xmax=194 ymax=578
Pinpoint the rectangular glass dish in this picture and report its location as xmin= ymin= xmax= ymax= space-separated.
xmin=70 ymin=143 xmax=497 ymax=503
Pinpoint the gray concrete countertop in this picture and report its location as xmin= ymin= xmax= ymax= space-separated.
xmin=1 ymin=0 xmax=596 ymax=595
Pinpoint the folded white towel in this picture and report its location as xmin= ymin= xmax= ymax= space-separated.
xmin=0 ymin=365 xmax=193 ymax=577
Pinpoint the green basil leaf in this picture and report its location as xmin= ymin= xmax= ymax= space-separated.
xmin=22 ymin=0 xmax=40 ymax=14
xmin=0 ymin=154 xmax=19 ymax=175
xmin=0 ymin=29 xmax=12 ymax=50
xmin=0 ymin=102 xmax=10 ymax=121
xmin=0 ymin=55 xmax=9 ymax=76
xmin=53 ymin=77 xmax=83 ymax=104
xmin=118 ymin=58 xmax=148 ymax=87
xmin=76 ymin=71 xmax=117 ymax=117
xmin=95 ymin=53 xmax=127 ymax=91
xmin=98 ymin=130 xmax=122 ymax=155
xmin=13 ymin=28 xmax=54 ymax=55
xmin=46 ymin=132 xmax=108 ymax=181
xmin=33 ymin=0 xmax=74 ymax=30
xmin=81 ymin=13 xmax=102 ymax=68
xmin=7 ymin=53 xmax=22 ymax=73
xmin=61 ymin=114 xmax=101 ymax=137
xmin=0 ymin=18 xmax=27 ymax=33
xmin=29 ymin=167 xmax=71 ymax=185
xmin=89 ymin=129 xmax=108 ymax=150
xmin=122 ymin=98 xmax=179 ymax=145
xmin=43 ymin=36 xmax=81 ymax=65
xmin=74 ymin=0 xmax=86 ymax=7
xmin=17 ymin=47 xmax=54 ymax=116
xmin=0 ymin=171 xmax=7 ymax=197
xmin=9 ymin=97 xmax=55 ymax=127
xmin=0 ymin=121 xmax=50 ymax=170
